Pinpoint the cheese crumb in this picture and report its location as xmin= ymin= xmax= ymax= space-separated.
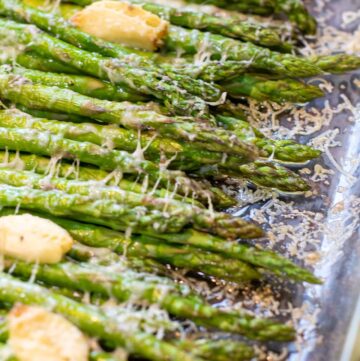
xmin=0 ymin=214 xmax=73 ymax=264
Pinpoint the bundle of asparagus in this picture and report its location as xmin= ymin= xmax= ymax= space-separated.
xmin=0 ymin=0 xmax=357 ymax=359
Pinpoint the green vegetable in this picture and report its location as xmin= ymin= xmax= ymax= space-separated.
xmin=216 ymin=115 xmax=321 ymax=163
xmin=0 ymin=0 xmax=222 ymax=107
xmin=0 ymin=168 xmax=263 ymax=239
xmin=74 ymin=0 xmax=291 ymax=50
xmin=0 ymin=268 xmax=294 ymax=341
xmin=0 ymin=18 xmax=210 ymax=117
xmin=220 ymin=74 xmax=324 ymax=104
xmin=182 ymin=0 xmax=317 ymax=34
xmin=0 ymin=150 xmax=231 ymax=208
xmin=0 ymin=125 xmax=216 ymax=202
xmin=0 ymin=68 xmax=259 ymax=159
xmin=0 ymin=273 xmax=205 ymax=361
xmin=164 ymin=25 xmax=322 ymax=77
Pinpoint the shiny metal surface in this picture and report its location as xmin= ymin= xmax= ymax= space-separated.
xmin=288 ymin=1 xmax=360 ymax=360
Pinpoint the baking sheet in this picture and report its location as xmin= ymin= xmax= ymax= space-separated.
xmin=236 ymin=1 xmax=360 ymax=359
xmin=192 ymin=1 xmax=360 ymax=360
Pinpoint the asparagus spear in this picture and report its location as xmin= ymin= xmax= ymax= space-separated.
xmin=2 ymin=50 xmax=80 ymax=74
xmin=36 ymin=0 xmax=289 ymax=51
xmin=309 ymin=54 xmax=360 ymax=74
xmin=0 ymin=0 xmax=222 ymax=106
xmin=0 ymin=107 xmax=259 ymax=174
xmin=177 ymin=338 xmax=254 ymax=361
xmin=216 ymin=115 xmax=321 ymax=163
xmin=0 ymin=168 xmax=263 ymax=239
xmin=183 ymin=0 xmax=317 ymax=34
xmin=0 ymin=126 xmax=221 ymax=204
xmin=0 ymin=69 xmax=259 ymax=159
xmin=0 ymin=180 xmax=241 ymax=240
xmin=0 ymin=19 xmax=211 ymax=118
xmin=0 ymin=183 xmax=198 ymax=233
xmin=0 ymin=150 xmax=233 ymax=208
xmin=75 ymin=0 xmax=289 ymax=50
xmin=237 ymin=160 xmax=311 ymax=192
xmin=197 ymin=161 xmax=311 ymax=193
xmin=164 ymin=26 xmax=323 ymax=77
xmin=0 ymin=207 xmax=257 ymax=283
xmin=90 ymin=351 xmax=126 ymax=361
xmin=0 ymin=121 xmax=308 ymax=194
xmin=12 ymin=61 xmax=323 ymax=114
xmin=0 ymin=207 xmax=319 ymax=283
xmin=159 ymin=57 xmax=253 ymax=82
xmin=4 ymin=259 xmax=260 ymax=324
xmin=220 ymin=73 xmax=324 ymax=104
xmin=3 ymin=261 xmax=295 ymax=340
xmin=0 ymin=315 xmax=255 ymax=361
xmin=24 ymin=209 xmax=318 ymax=283
xmin=0 ymin=150 xmax=191 ymax=203
xmin=271 ymin=0 xmax=317 ymax=35
xmin=0 ymin=273 xmax=207 ymax=361
xmin=8 ymin=66 xmax=149 ymax=103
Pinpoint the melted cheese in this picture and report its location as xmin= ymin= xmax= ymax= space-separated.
xmin=0 ymin=214 xmax=73 ymax=264
xmin=70 ymin=1 xmax=169 ymax=51
xmin=9 ymin=305 xmax=89 ymax=361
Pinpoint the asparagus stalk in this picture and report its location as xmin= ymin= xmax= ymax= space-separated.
xmin=0 ymin=150 xmax=233 ymax=208
xmin=2 ymin=50 xmax=80 ymax=74
xmin=0 ymin=179 xmax=244 ymax=242
xmin=0 ymin=19 xmax=211 ymax=118
xmin=0 ymin=207 xmax=319 ymax=283
xmin=0 ymin=122 xmax=309 ymax=194
xmin=183 ymin=0 xmax=317 ymax=34
xmin=0 ymin=168 xmax=263 ymax=239
xmin=19 ymin=209 xmax=318 ymax=284
xmin=0 ymin=315 xmax=255 ymax=361
xmin=0 ymin=273 xmax=207 ymax=361
xmin=3 ymin=259 xmax=260 ymax=322
xmin=76 ymin=0 xmax=289 ymax=50
xmin=12 ymin=61 xmax=323 ymax=113
xmin=309 ymin=54 xmax=360 ymax=74
xmin=197 ymin=161 xmax=311 ymax=193
xmin=0 ymin=102 xmax=257 ymax=174
xmin=0 ymin=69 xmax=259 ymax=159
xmin=159 ymin=57 xmax=253 ymax=82
xmin=164 ymin=26 xmax=323 ymax=77
xmin=271 ymin=0 xmax=317 ymax=35
xmin=8 ymin=66 xmax=149 ymax=103
xmin=0 ymin=208 xmax=253 ymax=284
xmin=90 ymin=351 xmax=126 ymax=361
xmin=216 ymin=115 xmax=321 ymax=163
xmin=237 ymin=160 xmax=311 ymax=192
xmin=0 ymin=184 xmax=197 ymax=233
xmin=0 ymin=150 xmax=192 ymax=203
xmin=220 ymin=73 xmax=324 ymax=104
xmin=0 ymin=107 xmax=261 ymax=176
xmin=3 ymin=260 xmax=295 ymax=340
xmin=0 ymin=125 xmax=219 ymax=202
xmin=177 ymin=338 xmax=254 ymax=361
xmin=1 ymin=208 xmax=259 ymax=282
xmin=0 ymin=0 xmax=222 ymax=106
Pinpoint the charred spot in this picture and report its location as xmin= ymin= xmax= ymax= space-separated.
xmin=81 ymin=101 xmax=107 ymax=116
